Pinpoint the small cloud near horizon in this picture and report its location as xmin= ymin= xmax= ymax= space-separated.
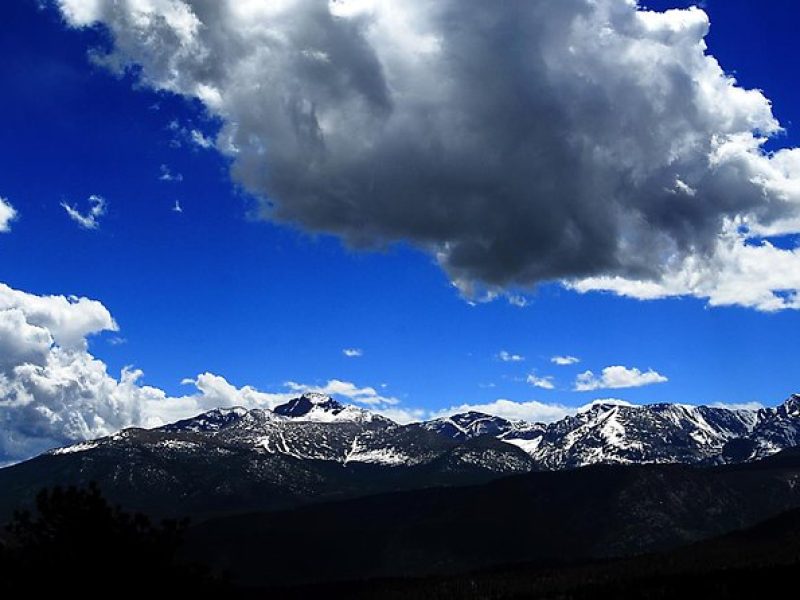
xmin=497 ymin=350 xmax=525 ymax=363
xmin=552 ymin=355 xmax=580 ymax=366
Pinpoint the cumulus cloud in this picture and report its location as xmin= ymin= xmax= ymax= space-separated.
xmin=0 ymin=282 xmax=117 ymax=349
xmin=526 ymin=373 xmax=555 ymax=390
xmin=55 ymin=0 xmax=800 ymax=310
xmin=342 ymin=347 xmax=363 ymax=357
xmin=61 ymin=194 xmax=106 ymax=229
xmin=0 ymin=197 xmax=17 ymax=232
xmin=552 ymin=355 xmax=580 ymax=366
xmin=0 ymin=283 xmax=132 ymax=464
xmin=574 ymin=365 xmax=668 ymax=391
xmin=497 ymin=350 xmax=525 ymax=363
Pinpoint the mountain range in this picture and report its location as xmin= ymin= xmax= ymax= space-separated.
xmin=2 ymin=392 xmax=800 ymax=520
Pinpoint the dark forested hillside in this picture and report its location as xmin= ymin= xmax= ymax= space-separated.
xmin=182 ymin=448 xmax=800 ymax=587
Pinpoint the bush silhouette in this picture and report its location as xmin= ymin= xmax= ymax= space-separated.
xmin=0 ymin=484 xmax=230 ymax=595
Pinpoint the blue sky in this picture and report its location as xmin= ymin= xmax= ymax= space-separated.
xmin=2 ymin=0 xmax=800 ymax=448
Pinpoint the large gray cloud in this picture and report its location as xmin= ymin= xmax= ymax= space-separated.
xmin=56 ymin=1 xmax=800 ymax=309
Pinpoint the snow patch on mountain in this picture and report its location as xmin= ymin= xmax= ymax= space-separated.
xmin=345 ymin=447 xmax=409 ymax=466
xmin=49 ymin=441 xmax=100 ymax=455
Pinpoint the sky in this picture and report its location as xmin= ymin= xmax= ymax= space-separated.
xmin=2 ymin=0 xmax=800 ymax=463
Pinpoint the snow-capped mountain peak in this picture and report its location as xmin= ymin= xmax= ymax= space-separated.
xmin=273 ymin=394 xmax=390 ymax=424
xmin=777 ymin=394 xmax=800 ymax=417
xmin=274 ymin=394 xmax=344 ymax=418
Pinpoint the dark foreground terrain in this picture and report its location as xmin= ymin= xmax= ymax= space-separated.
xmin=4 ymin=450 xmax=800 ymax=597
xmin=269 ymin=509 xmax=800 ymax=599
xmin=186 ymin=452 xmax=800 ymax=586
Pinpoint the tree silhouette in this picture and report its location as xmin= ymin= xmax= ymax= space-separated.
xmin=0 ymin=484 xmax=231 ymax=596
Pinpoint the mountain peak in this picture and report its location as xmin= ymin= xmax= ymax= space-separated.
xmin=422 ymin=411 xmax=515 ymax=441
xmin=274 ymin=394 xmax=344 ymax=418
xmin=160 ymin=406 xmax=249 ymax=433
xmin=779 ymin=394 xmax=800 ymax=416
xmin=272 ymin=394 xmax=387 ymax=424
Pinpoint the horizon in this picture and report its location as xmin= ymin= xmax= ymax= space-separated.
xmin=3 ymin=0 xmax=800 ymax=465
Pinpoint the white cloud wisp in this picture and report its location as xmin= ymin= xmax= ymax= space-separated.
xmin=61 ymin=194 xmax=106 ymax=230
xmin=574 ymin=365 xmax=668 ymax=392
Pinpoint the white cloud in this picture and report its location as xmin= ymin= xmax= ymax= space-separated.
xmin=507 ymin=295 xmax=528 ymax=308
xmin=54 ymin=0 xmax=800 ymax=311
xmin=159 ymin=164 xmax=183 ymax=182
xmin=190 ymin=129 xmax=214 ymax=149
xmin=172 ymin=200 xmax=183 ymax=213
xmin=165 ymin=120 xmax=216 ymax=151
xmin=431 ymin=399 xmax=572 ymax=424
xmin=165 ymin=372 xmax=297 ymax=422
xmin=574 ymin=365 xmax=668 ymax=392
xmin=61 ymin=195 xmax=106 ymax=230
xmin=710 ymin=401 xmax=765 ymax=412
xmin=369 ymin=406 xmax=427 ymax=424
xmin=551 ymin=355 xmax=580 ymax=366
xmin=343 ymin=348 xmax=363 ymax=358
xmin=0 ymin=283 xmax=134 ymax=464
xmin=497 ymin=350 xmax=525 ymax=363
xmin=526 ymin=373 xmax=555 ymax=390
xmin=0 ymin=282 xmax=117 ymax=349
xmin=0 ymin=197 xmax=17 ymax=232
